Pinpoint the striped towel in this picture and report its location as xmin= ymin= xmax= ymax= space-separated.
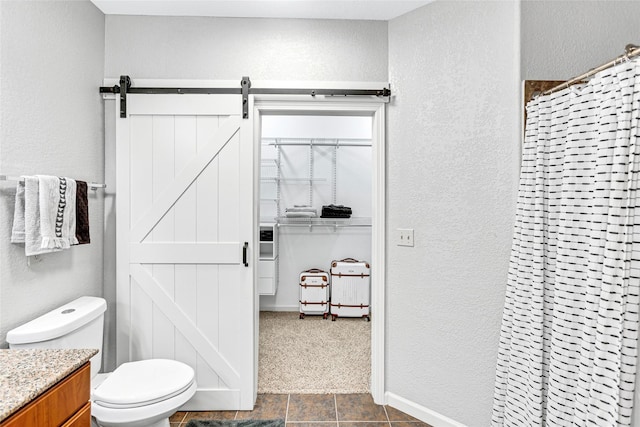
xmin=38 ymin=175 xmax=78 ymax=250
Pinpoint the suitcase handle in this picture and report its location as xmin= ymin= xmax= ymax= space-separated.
xmin=301 ymin=276 xmax=328 ymax=282
xmin=332 ymin=258 xmax=359 ymax=268
xmin=332 ymin=258 xmax=370 ymax=269
xmin=304 ymin=268 xmax=326 ymax=273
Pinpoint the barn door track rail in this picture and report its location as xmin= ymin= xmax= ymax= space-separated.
xmin=100 ymin=75 xmax=392 ymax=119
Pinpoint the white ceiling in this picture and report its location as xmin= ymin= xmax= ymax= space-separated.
xmin=89 ymin=0 xmax=433 ymax=21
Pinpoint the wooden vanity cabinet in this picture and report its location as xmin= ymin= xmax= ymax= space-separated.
xmin=0 ymin=362 xmax=91 ymax=427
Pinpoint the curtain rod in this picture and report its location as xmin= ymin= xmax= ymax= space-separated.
xmin=0 ymin=175 xmax=106 ymax=190
xmin=542 ymin=44 xmax=640 ymax=96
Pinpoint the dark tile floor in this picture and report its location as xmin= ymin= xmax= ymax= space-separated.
xmin=170 ymin=394 xmax=432 ymax=427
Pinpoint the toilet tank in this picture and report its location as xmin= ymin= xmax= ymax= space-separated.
xmin=6 ymin=296 xmax=107 ymax=378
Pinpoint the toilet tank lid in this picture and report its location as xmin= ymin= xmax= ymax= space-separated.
xmin=6 ymin=296 xmax=107 ymax=344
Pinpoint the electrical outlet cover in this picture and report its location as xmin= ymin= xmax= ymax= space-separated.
xmin=397 ymin=228 xmax=414 ymax=247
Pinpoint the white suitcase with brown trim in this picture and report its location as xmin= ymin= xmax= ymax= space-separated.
xmin=299 ymin=268 xmax=330 ymax=319
xmin=329 ymin=258 xmax=370 ymax=321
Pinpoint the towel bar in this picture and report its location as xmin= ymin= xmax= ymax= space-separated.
xmin=0 ymin=175 xmax=106 ymax=190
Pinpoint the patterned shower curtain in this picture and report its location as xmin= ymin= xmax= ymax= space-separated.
xmin=492 ymin=58 xmax=640 ymax=426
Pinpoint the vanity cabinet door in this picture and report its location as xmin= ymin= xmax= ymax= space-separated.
xmin=0 ymin=363 xmax=90 ymax=427
xmin=61 ymin=402 xmax=91 ymax=427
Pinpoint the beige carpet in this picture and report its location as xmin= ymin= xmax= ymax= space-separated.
xmin=258 ymin=311 xmax=371 ymax=394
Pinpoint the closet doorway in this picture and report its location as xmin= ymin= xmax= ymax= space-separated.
xmin=252 ymin=98 xmax=386 ymax=403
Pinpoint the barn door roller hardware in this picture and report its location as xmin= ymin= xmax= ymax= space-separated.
xmin=100 ymin=75 xmax=391 ymax=119
xmin=241 ymin=76 xmax=251 ymax=119
xmin=118 ymin=75 xmax=131 ymax=118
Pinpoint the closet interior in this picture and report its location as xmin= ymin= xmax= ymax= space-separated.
xmin=257 ymin=115 xmax=373 ymax=393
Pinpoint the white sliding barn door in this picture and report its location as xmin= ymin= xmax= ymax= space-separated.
xmin=115 ymin=93 xmax=256 ymax=410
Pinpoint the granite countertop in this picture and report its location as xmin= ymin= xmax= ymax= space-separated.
xmin=0 ymin=348 xmax=98 ymax=422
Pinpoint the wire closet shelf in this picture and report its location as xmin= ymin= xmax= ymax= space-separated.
xmin=260 ymin=137 xmax=372 ymax=229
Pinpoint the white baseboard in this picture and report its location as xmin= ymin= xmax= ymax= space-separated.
xmin=385 ymin=392 xmax=467 ymax=427
xmin=180 ymin=389 xmax=240 ymax=410
xmin=259 ymin=305 xmax=298 ymax=312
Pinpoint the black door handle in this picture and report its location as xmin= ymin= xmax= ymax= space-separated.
xmin=243 ymin=242 xmax=248 ymax=267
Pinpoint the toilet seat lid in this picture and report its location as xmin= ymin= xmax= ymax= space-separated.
xmin=93 ymin=359 xmax=195 ymax=408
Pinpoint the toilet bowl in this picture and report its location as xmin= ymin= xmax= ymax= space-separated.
xmin=91 ymin=359 xmax=196 ymax=427
xmin=6 ymin=296 xmax=197 ymax=427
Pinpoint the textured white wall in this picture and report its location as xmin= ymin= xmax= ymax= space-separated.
xmin=387 ymin=2 xmax=520 ymax=425
xmin=521 ymin=0 xmax=640 ymax=81
xmin=0 ymin=1 xmax=105 ymax=346
xmin=105 ymin=15 xmax=388 ymax=81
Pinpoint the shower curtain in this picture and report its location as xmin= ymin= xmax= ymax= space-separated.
xmin=492 ymin=58 xmax=640 ymax=427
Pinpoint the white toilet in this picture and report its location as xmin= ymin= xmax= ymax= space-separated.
xmin=6 ymin=296 xmax=197 ymax=427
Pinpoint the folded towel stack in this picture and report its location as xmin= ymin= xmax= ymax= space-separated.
xmin=11 ymin=175 xmax=90 ymax=256
xmin=321 ymin=204 xmax=352 ymax=219
xmin=260 ymin=229 xmax=274 ymax=241
xmin=285 ymin=205 xmax=317 ymax=218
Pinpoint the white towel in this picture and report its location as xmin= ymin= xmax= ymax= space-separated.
xmin=38 ymin=175 xmax=78 ymax=250
xmin=285 ymin=211 xmax=317 ymax=218
xmin=10 ymin=180 xmax=26 ymax=244
xmin=285 ymin=206 xmax=317 ymax=215
xmin=11 ymin=176 xmax=62 ymax=256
